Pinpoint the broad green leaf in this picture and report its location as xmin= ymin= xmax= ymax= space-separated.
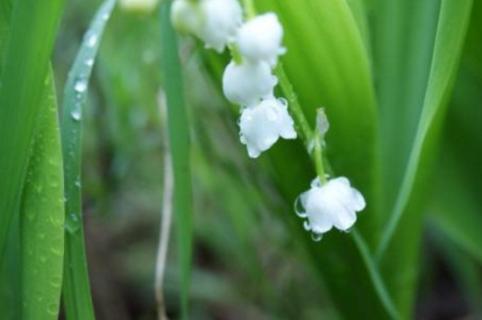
xmin=20 ymin=71 xmax=64 ymax=320
xmin=428 ymin=155 xmax=482 ymax=265
xmin=373 ymin=0 xmax=440 ymax=213
xmin=0 ymin=2 xmax=20 ymax=318
xmin=428 ymin=8 xmax=482 ymax=265
xmin=377 ymin=0 xmax=473 ymax=317
xmin=160 ymin=1 xmax=193 ymax=318
xmin=0 ymin=0 xmax=65 ymax=260
xmin=61 ymin=1 xmax=116 ymax=319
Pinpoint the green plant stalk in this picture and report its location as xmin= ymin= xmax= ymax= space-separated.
xmin=160 ymin=1 xmax=193 ymax=319
xmin=61 ymin=1 xmax=116 ymax=319
xmin=0 ymin=0 xmax=65 ymax=261
xmin=20 ymin=70 xmax=65 ymax=320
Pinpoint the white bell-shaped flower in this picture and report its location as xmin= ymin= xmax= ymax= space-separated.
xmin=223 ymin=60 xmax=277 ymax=107
xmin=171 ymin=0 xmax=242 ymax=52
xmin=297 ymin=177 xmax=366 ymax=237
xmin=239 ymin=98 xmax=297 ymax=158
xmin=171 ymin=0 xmax=203 ymax=34
xmin=237 ymin=12 xmax=285 ymax=66
xmin=200 ymin=0 xmax=243 ymax=52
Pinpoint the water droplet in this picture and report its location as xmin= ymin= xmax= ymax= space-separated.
xmin=70 ymin=110 xmax=81 ymax=121
xmin=75 ymin=178 xmax=81 ymax=188
xmin=303 ymin=220 xmax=311 ymax=231
xmin=65 ymin=212 xmax=81 ymax=234
xmin=47 ymin=303 xmax=58 ymax=315
xmin=50 ymin=247 xmax=62 ymax=256
xmin=311 ymin=233 xmax=323 ymax=242
xmin=294 ymin=196 xmax=307 ymax=218
xmin=84 ymin=58 xmax=94 ymax=67
xmin=74 ymin=79 xmax=87 ymax=93
xmin=277 ymin=97 xmax=288 ymax=107
xmin=86 ymin=33 xmax=98 ymax=47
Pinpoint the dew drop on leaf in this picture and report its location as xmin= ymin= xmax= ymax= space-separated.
xmin=74 ymin=79 xmax=87 ymax=93
xmin=65 ymin=212 xmax=81 ymax=234
xmin=70 ymin=110 xmax=81 ymax=121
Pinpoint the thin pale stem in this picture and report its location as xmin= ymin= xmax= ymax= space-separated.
xmin=155 ymin=94 xmax=174 ymax=320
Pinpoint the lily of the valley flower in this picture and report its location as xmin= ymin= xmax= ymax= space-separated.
xmin=239 ymin=98 xmax=297 ymax=158
xmin=171 ymin=0 xmax=242 ymax=52
xmin=237 ymin=13 xmax=286 ymax=66
xmin=297 ymin=177 xmax=366 ymax=238
xmin=222 ymin=60 xmax=277 ymax=107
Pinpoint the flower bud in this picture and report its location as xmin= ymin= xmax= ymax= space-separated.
xmin=237 ymin=13 xmax=285 ymax=66
xmin=223 ymin=60 xmax=277 ymax=107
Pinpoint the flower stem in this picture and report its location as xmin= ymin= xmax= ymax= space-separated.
xmin=241 ymin=0 xmax=256 ymax=19
xmin=230 ymin=1 xmax=324 ymax=181
xmin=313 ymin=132 xmax=327 ymax=183
xmin=274 ymin=64 xmax=312 ymax=147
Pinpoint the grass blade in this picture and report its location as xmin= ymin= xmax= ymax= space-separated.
xmin=160 ymin=1 xmax=193 ymax=317
xmin=61 ymin=1 xmax=116 ymax=319
xmin=376 ymin=0 xmax=473 ymax=316
xmin=20 ymin=71 xmax=65 ymax=320
xmin=0 ymin=0 xmax=65 ymax=260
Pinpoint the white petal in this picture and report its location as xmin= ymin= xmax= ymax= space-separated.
xmin=171 ymin=0 xmax=242 ymax=52
xmin=223 ymin=61 xmax=277 ymax=106
xmin=171 ymin=0 xmax=203 ymax=34
xmin=304 ymin=188 xmax=334 ymax=233
xmin=237 ymin=12 xmax=285 ymax=66
xmin=199 ymin=0 xmax=243 ymax=52
xmin=332 ymin=204 xmax=357 ymax=231
xmin=351 ymin=187 xmax=366 ymax=211
xmin=238 ymin=98 xmax=297 ymax=158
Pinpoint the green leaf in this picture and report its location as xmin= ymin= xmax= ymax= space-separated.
xmin=160 ymin=1 xmax=193 ymax=318
xmin=0 ymin=0 xmax=65 ymax=260
xmin=376 ymin=0 xmax=473 ymax=316
xmin=60 ymin=1 xmax=116 ymax=319
xmin=20 ymin=71 xmax=64 ymax=320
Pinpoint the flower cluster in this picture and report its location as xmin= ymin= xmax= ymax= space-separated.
xmin=172 ymin=0 xmax=296 ymax=158
xmin=171 ymin=0 xmax=366 ymax=239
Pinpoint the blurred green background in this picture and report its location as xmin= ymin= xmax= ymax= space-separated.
xmin=49 ymin=1 xmax=482 ymax=319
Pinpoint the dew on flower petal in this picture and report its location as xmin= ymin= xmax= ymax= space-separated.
xmin=311 ymin=233 xmax=323 ymax=242
xmin=294 ymin=195 xmax=307 ymax=218
xmin=277 ymin=97 xmax=288 ymax=107
xmin=303 ymin=220 xmax=311 ymax=231
xmin=343 ymin=227 xmax=353 ymax=234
